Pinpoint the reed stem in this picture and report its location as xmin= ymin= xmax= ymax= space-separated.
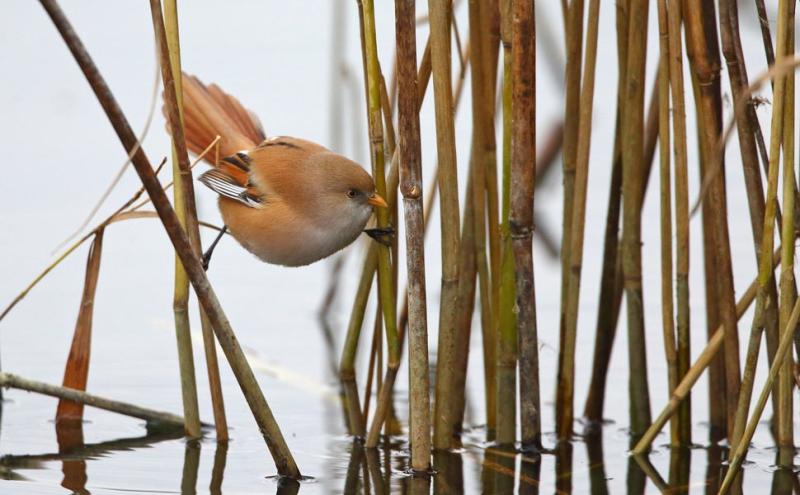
xmin=395 ymin=0 xmax=431 ymax=472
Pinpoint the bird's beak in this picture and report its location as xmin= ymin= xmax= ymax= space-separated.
xmin=367 ymin=193 xmax=389 ymax=208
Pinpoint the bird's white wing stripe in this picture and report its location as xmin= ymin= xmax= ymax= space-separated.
xmin=198 ymin=170 xmax=262 ymax=208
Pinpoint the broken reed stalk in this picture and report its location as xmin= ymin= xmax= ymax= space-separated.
xmin=56 ymin=229 xmax=104 ymax=424
xmin=620 ymin=0 xmax=652 ymax=438
xmin=427 ymin=0 xmax=462 ymax=450
xmin=357 ymin=0 xmax=400 ymax=448
xmin=719 ymin=296 xmax=800 ymax=495
xmin=0 ymin=372 xmax=185 ymax=429
xmin=39 ymin=0 xmax=299 ymax=477
xmin=654 ymin=0 xmax=678 ymax=446
xmin=394 ymin=0 xmax=431 ymax=471
xmin=666 ymin=0 xmax=691 ymax=445
xmin=495 ymin=0 xmax=517 ymax=446
xmin=157 ymin=0 xmax=201 ymax=441
xmin=684 ymin=0 xmax=741 ymax=442
xmin=555 ymin=0 xmax=584 ymax=441
xmin=161 ymin=0 xmax=228 ymax=442
xmin=776 ymin=0 xmax=795 ymax=464
xmin=631 ymin=247 xmax=780 ymax=454
xmin=509 ymin=0 xmax=539 ymax=449
xmin=560 ymin=0 xmax=600 ymax=440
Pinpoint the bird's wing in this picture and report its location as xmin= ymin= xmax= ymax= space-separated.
xmin=198 ymin=167 xmax=264 ymax=208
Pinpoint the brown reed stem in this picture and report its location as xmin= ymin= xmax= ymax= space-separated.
xmin=40 ymin=0 xmax=298 ymax=476
xmin=655 ymin=0 xmax=678 ymax=446
xmin=510 ymin=0 xmax=539 ymax=450
xmin=684 ymin=0 xmax=741 ymax=443
xmin=1 ymin=372 xmax=186 ymax=430
xmin=395 ymin=0 xmax=432 ymax=472
xmin=666 ymin=0 xmax=691 ymax=445
xmin=620 ymin=0 xmax=652 ymax=439
xmin=555 ymin=0 xmax=585 ymax=441
xmin=559 ymin=0 xmax=600 ymax=440
xmin=427 ymin=0 xmax=462 ymax=450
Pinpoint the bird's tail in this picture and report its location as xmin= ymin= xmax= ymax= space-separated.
xmin=168 ymin=73 xmax=266 ymax=165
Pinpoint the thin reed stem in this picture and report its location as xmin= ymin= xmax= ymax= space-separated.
xmin=427 ymin=0 xmax=462 ymax=450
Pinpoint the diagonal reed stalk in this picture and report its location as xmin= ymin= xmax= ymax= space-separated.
xmin=394 ymin=0 xmax=431 ymax=472
xmin=427 ymin=0 xmax=462 ymax=450
xmin=56 ymin=229 xmax=104 ymax=424
xmin=509 ymin=0 xmax=539 ymax=450
xmin=559 ymin=0 xmax=600 ymax=440
xmin=620 ymin=0 xmax=652 ymax=439
xmin=39 ymin=0 xmax=299 ymax=477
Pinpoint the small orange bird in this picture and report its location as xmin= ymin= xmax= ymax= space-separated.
xmin=170 ymin=73 xmax=389 ymax=267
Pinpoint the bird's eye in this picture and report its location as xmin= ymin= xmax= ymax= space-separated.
xmin=346 ymin=189 xmax=358 ymax=198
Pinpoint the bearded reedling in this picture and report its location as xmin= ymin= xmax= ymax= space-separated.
xmin=167 ymin=73 xmax=389 ymax=268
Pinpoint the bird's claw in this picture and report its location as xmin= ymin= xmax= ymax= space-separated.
xmin=202 ymin=254 xmax=211 ymax=271
xmin=364 ymin=226 xmax=395 ymax=247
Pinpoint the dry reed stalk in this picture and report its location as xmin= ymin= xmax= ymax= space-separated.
xmin=684 ymin=0 xmax=741 ymax=442
xmin=620 ymin=0 xmax=652 ymax=438
xmin=1 ymin=372 xmax=186 ymax=429
xmin=559 ymin=0 xmax=600 ymax=440
xmin=495 ymin=0 xmax=517 ymax=446
xmin=154 ymin=0 xmax=204 ymax=441
xmin=654 ymin=0 xmax=678 ymax=446
xmin=631 ymin=247 xmax=780 ymax=453
xmin=776 ymin=0 xmax=796 ymax=465
xmin=395 ymin=0 xmax=431 ymax=470
xmin=56 ymin=229 xmax=104 ymax=424
xmin=356 ymin=0 xmax=400 ymax=448
xmin=427 ymin=0 xmax=462 ymax=450
xmin=719 ymin=296 xmax=800 ymax=495
xmin=555 ymin=0 xmax=584 ymax=440
xmin=666 ymin=0 xmax=691 ymax=445
xmin=510 ymin=0 xmax=539 ymax=450
xmin=40 ymin=0 xmax=298 ymax=476
xmin=582 ymin=0 xmax=629 ymax=427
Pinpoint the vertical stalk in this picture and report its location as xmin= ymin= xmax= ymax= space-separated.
xmin=777 ymin=0 xmax=795 ymax=465
xmin=666 ymin=0 xmax=691 ymax=445
xmin=560 ymin=0 xmax=601 ymax=440
xmin=160 ymin=0 xmax=228 ymax=442
xmin=427 ymin=0 xmax=462 ymax=450
xmin=42 ymin=0 xmax=299 ymax=476
xmin=161 ymin=0 xmax=201 ymax=440
xmin=395 ymin=0 xmax=431 ymax=472
xmin=510 ymin=0 xmax=539 ymax=450
xmin=620 ymin=0 xmax=652 ymax=438
xmin=555 ymin=0 xmax=585 ymax=440
xmin=357 ymin=0 xmax=399 ymax=448
xmin=655 ymin=0 xmax=678 ymax=446
xmin=495 ymin=0 xmax=516 ymax=446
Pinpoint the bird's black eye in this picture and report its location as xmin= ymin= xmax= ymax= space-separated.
xmin=347 ymin=189 xmax=358 ymax=198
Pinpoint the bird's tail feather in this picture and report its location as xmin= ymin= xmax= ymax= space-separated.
xmin=167 ymin=73 xmax=266 ymax=165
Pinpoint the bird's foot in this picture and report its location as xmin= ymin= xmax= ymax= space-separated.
xmin=364 ymin=226 xmax=395 ymax=247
